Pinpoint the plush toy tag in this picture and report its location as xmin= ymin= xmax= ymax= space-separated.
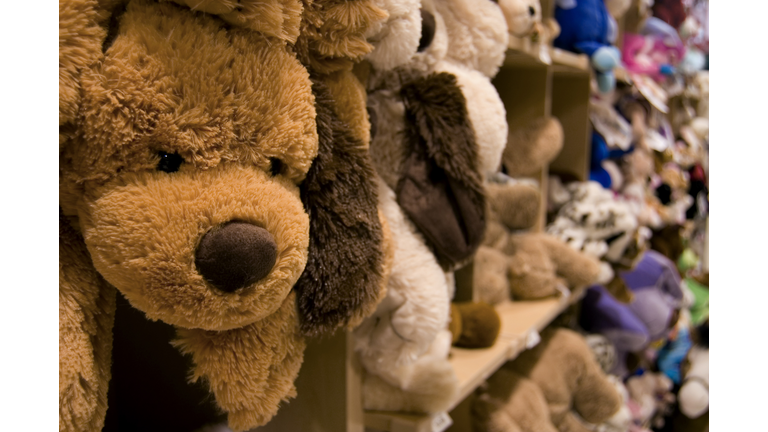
xmin=555 ymin=282 xmax=571 ymax=300
xmin=430 ymin=412 xmax=453 ymax=432
xmin=589 ymin=100 xmax=632 ymax=150
xmin=525 ymin=330 xmax=541 ymax=349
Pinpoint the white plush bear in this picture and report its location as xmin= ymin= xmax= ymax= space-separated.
xmin=497 ymin=0 xmax=542 ymax=37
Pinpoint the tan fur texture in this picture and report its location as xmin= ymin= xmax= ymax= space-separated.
xmin=60 ymin=211 xmax=116 ymax=432
xmin=59 ymin=0 xmax=112 ymax=146
xmin=502 ymin=117 xmax=563 ymax=178
xmin=486 ymin=182 xmax=540 ymax=231
xmin=472 ymin=246 xmax=511 ymax=305
xmin=472 ymin=369 xmax=559 ymax=432
xmin=173 ymin=292 xmax=306 ymax=431
xmin=296 ymin=0 xmax=388 ymax=73
xmin=510 ymin=328 xmax=623 ymax=431
xmin=504 ymin=233 xmax=601 ymax=300
xmin=323 ymin=69 xmax=372 ymax=148
xmin=168 ymin=0 xmax=304 ymax=42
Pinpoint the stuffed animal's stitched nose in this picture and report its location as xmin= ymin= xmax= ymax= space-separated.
xmin=195 ymin=221 xmax=278 ymax=293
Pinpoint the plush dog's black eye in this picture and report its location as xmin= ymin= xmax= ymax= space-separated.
xmin=269 ymin=158 xmax=283 ymax=177
xmin=529 ymin=6 xmax=536 ymax=16
xmin=157 ymin=152 xmax=183 ymax=173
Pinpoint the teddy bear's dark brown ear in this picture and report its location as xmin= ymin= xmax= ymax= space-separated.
xmin=294 ymin=76 xmax=386 ymax=337
xmin=396 ymin=72 xmax=487 ymax=269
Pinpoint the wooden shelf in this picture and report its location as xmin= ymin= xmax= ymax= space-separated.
xmin=363 ymin=289 xmax=586 ymax=432
xmin=550 ymin=48 xmax=590 ymax=72
xmin=503 ymin=36 xmax=589 ymax=73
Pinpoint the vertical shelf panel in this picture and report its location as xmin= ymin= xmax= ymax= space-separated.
xmin=255 ymin=330 xmax=363 ymax=432
xmin=493 ymin=65 xmax=552 ymax=233
xmin=549 ymin=73 xmax=591 ymax=182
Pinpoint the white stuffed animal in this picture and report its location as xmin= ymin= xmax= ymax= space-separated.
xmin=497 ymin=0 xmax=542 ymax=37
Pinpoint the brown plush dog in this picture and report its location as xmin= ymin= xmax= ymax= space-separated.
xmin=59 ymin=0 xmax=387 ymax=430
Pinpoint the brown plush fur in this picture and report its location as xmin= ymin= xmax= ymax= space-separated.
xmin=502 ymin=117 xmax=564 ymax=178
xmin=323 ymin=69 xmax=372 ymax=148
xmin=472 ymin=369 xmax=559 ymax=432
xmin=60 ymin=0 xmax=385 ymax=428
xmin=296 ymin=0 xmax=388 ymax=74
xmin=58 ymin=0 xmax=113 ymax=147
xmin=174 ymin=292 xmax=306 ymax=431
xmin=397 ymin=72 xmax=487 ymax=269
xmin=473 ymin=246 xmax=512 ymax=305
xmin=59 ymin=211 xmax=116 ymax=432
xmin=295 ymin=75 xmax=386 ymax=335
xmin=503 ymin=233 xmax=602 ymax=300
xmin=450 ymin=302 xmax=502 ymax=348
xmin=486 ymin=182 xmax=540 ymax=231
xmin=168 ymin=0 xmax=303 ymax=42
xmin=510 ymin=328 xmax=623 ymax=432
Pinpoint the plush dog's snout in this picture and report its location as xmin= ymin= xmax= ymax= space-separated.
xmin=195 ymin=221 xmax=278 ymax=293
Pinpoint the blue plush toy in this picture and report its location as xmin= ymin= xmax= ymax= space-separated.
xmin=590 ymin=131 xmax=633 ymax=189
xmin=554 ymin=0 xmax=622 ymax=92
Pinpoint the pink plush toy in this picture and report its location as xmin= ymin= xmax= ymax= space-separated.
xmin=622 ymin=33 xmax=685 ymax=83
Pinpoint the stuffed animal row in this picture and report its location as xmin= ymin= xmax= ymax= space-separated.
xmin=355 ymin=0 xmax=512 ymax=414
xmin=60 ymin=0 xmax=395 ymax=430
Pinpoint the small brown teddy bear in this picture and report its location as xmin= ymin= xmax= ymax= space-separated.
xmin=472 ymin=368 xmax=559 ymax=432
xmin=59 ymin=0 xmax=389 ymax=430
xmin=508 ymin=328 xmax=624 ymax=432
xmin=473 ymin=188 xmax=606 ymax=304
xmin=501 ymin=117 xmax=564 ymax=179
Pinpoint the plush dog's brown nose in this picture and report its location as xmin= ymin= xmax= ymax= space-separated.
xmin=195 ymin=221 xmax=278 ymax=293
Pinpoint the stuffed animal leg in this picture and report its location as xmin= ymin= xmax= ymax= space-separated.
xmin=361 ymin=330 xmax=459 ymax=413
xmin=510 ymin=328 xmax=623 ymax=432
xmin=472 ymin=368 xmax=560 ymax=432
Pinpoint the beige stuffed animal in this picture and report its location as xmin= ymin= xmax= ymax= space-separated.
xmin=509 ymin=328 xmax=624 ymax=432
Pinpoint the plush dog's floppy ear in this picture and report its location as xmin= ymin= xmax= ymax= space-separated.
xmin=60 ymin=208 xmax=117 ymax=432
xmin=397 ymin=72 xmax=486 ymax=269
xmin=294 ymin=75 xmax=386 ymax=336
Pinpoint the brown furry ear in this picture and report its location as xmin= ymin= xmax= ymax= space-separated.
xmin=59 ymin=208 xmax=116 ymax=432
xmin=397 ymin=72 xmax=486 ymax=269
xmin=294 ymin=75 xmax=385 ymax=336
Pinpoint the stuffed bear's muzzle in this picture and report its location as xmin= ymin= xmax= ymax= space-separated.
xmin=79 ymin=164 xmax=310 ymax=331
